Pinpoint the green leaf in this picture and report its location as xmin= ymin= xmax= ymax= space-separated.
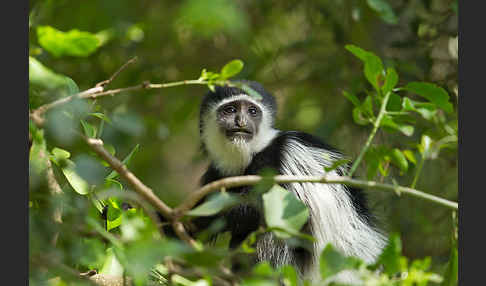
xmin=240 ymin=230 xmax=260 ymax=253
xmin=381 ymin=115 xmax=414 ymax=136
xmin=402 ymin=149 xmax=417 ymax=165
xmin=232 ymin=82 xmax=263 ymax=100
xmin=61 ymin=160 xmax=90 ymax=195
xmin=37 ymin=26 xmax=101 ymax=58
xmin=29 ymin=56 xmax=79 ymax=107
xmin=106 ymin=144 xmax=140 ymax=180
xmin=364 ymin=148 xmax=381 ymax=180
xmin=105 ymin=144 xmax=116 ymax=156
xmin=52 ymin=147 xmax=71 ymax=160
xmin=324 ymin=159 xmax=351 ymax=172
xmin=187 ymin=192 xmax=240 ymax=216
xmin=199 ymin=68 xmax=221 ymax=81
xmin=240 ymin=278 xmax=279 ymax=286
xmin=50 ymin=147 xmax=71 ymax=166
xmin=105 ymin=178 xmax=123 ymax=190
xmin=403 ymin=82 xmax=453 ymax=113
xmin=29 ymin=56 xmax=79 ymax=94
xmin=262 ymin=185 xmax=309 ymax=239
xmin=29 ymin=128 xmax=48 ymax=174
xmin=100 ymin=248 xmax=124 ymax=276
xmin=106 ymin=202 xmax=123 ymax=231
xmin=278 ymin=265 xmax=299 ymax=286
xmin=386 ymin=93 xmax=402 ymax=112
xmin=342 ymin=90 xmax=361 ymax=107
xmin=375 ymin=233 xmax=402 ymax=275
xmin=252 ymin=262 xmax=276 ymax=276
xmin=352 ymin=107 xmax=371 ymax=126
xmin=212 ymin=231 xmax=232 ymax=250
xmin=441 ymin=241 xmax=458 ymax=286
xmin=320 ymin=244 xmax=361 ymax=279
xmin=389 ymin=148 xmax=408 ymax=172
xmin=366 ymin=0 xmax=398 ymax=24
xmin=345 ymin=45 xmax=384 ymax=91
xmin=120 ymin=215 xmax=146 ymax=242
xmin=418 ymin=135 xmax=433 ymax=157
xmin=90 ymin=112 xmax=112 ymax=124
xmin=402 ymin=97 xmax=438 ymax=120
xmin=80 ymin=119 xmax=97 ymax=138
xmin=73 ymin=155 xmax=106 ymax=186
xmin=89 ymin=195 xmax=106 ymax=213
xmin=361 ymin=95 xmax=374 ymax=117
xmin=382 ymin=67 xmax=399 ymax=95
xmin=220 ymin=59 xmax=244 ymax=79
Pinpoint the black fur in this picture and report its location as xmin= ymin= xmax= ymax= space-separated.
xmin=193 ymin=131 xmax=373 ymax=246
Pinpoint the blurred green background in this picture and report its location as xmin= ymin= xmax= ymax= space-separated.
xmin=29 ymin=0 xmax=458 ymax=274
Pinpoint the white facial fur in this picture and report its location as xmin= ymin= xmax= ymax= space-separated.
xmin=201 ymin=94 xmax=279 ymax=176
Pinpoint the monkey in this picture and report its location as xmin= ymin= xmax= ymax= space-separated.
xmin=177 ymin=80 xmax=386 ymax=283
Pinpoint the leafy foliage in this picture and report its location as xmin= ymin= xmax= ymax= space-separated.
xmin=29 ymin=1 xmax=457 ymax=285
xmin=37 ymin=26 xmax=102 ymax=58
xmin=262 ymin=185 xmax=309 ymax=239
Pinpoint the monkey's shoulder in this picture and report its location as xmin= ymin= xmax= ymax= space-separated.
xmin=266 ymin=130 xmax=341 ymax=155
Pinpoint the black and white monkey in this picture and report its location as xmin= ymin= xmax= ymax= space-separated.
xmin=191 ymin=81 xmax=386 ymax=282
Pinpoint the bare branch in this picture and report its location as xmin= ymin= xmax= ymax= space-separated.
xmin=172 ymin=221 xmax=199 ymax=248
xmin=174 ymin=174 xmax=458 ymax=215
xmin=29 ymin=78 xmax=208 ymax=128
xmin=83 ymin=137 xmax=173 ymax=219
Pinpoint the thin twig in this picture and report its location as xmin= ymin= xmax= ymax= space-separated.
xmin=29 ymin=79 xmax=208 ymax=128
xmin=30 ymin=86 xmax=105 ymax=127
xmin=411 ymin=154 xmax=425 ymax=189
xmin=96 ymin=56 xmax=138 ymax=87
xmin=348 ymin=91 xmax=392 ymax=177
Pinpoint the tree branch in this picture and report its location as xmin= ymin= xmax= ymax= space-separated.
xmin=83 ymin=137 xmax=173 ymax=219
xmin=174 ymin=174 xmax=458 ymax=215
xmin=82 ymin=136 xmax=202 ymax=248
xmin=172 ymin=221 xmax=199 ymax=248
xmin=29 ymin=79 xmax=208 ymax=128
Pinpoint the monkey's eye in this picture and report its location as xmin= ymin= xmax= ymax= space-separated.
xmin=224 ymin=106 xmax=237 ymax=114
xmin=248 ymin=106 xmax=258 ymax=116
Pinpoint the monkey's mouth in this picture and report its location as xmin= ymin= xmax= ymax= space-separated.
xmin=226 ymin=128 xmax=253 ymax=139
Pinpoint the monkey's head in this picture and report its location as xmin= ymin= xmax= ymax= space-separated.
xmin=199 ymin=81 xmax=279 ymax=175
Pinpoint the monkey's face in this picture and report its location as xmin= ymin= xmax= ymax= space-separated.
xmin=215 ymin=99 xmax=262 ymax=142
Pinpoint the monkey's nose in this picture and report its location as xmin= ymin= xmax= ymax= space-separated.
xmin=235 ymin=116 xmax=246 ymax=127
